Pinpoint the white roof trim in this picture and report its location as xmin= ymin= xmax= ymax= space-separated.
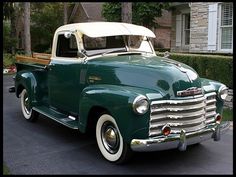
xmin=55 ymin=22 xmax=156 ymax=38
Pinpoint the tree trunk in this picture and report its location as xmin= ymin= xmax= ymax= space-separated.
xmin=64 ymin=3 xmax=68 ymax=25
xmin=121 ymin=2 xmax=132 ymax=23
xmin=10 ymin=3 xmax=16 ymax=54
xmin=23 ymin=2 xmax=31 ymax=56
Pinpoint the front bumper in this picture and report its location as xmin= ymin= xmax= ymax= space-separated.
xmin=130 ymin=122 xmax=230 ymax=152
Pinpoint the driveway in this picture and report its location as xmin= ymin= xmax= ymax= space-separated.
xmin=3 ymin=75 xmax=233 ymax=174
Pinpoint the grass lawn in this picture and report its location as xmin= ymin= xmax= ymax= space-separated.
xmin=222 ymin=108 xmax=233 ymax=121
xmin=3 ymin=163 xmax=10 ymax=175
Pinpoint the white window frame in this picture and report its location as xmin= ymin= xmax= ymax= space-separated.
xmin=218 ymin=3 xmax=233 ymax=53
xmin=182 ymin=13 xmax=190 ymax=47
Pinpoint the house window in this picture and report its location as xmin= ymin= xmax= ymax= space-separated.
xmin=220 ymin=3 xmax=233 ymax=50
xmin=182 ymin=13 xmax=190 ymax=46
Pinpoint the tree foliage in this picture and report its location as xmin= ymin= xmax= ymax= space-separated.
xmin=3 ymin=21 xmax=17 ymax=53
xmin=3 ymin=2 xmax=15 ymax=20
xmin=102 ymin=3 xmax=121 ymax=22
xmin=3 ymin=2 xmax=20 ymax=53
xmin=102 ymin=2 xmax=170 ymax=28
xmin=31 ymin=3 xmax=64 ymax=52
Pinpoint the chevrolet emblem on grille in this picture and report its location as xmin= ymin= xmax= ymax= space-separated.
xmin=177 ymin=87 xmax=203 ymax=97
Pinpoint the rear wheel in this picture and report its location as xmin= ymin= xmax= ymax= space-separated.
xmin=96 ymin=114 xmax=133 ymax=164
xmin=20 ymin=89 xmax=39 ymax=122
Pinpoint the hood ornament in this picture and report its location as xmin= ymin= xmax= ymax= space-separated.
xmin=177 ymin=87 xmax=203 ymax=97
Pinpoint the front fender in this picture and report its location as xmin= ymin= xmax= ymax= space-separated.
xmin=79 ymin=85 xmax=159 ymax=143
xmin=201 ymin=77 xmax=226 ymax=115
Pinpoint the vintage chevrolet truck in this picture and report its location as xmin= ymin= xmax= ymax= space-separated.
xmin=9 ymin=22 xmax=230 ymax=164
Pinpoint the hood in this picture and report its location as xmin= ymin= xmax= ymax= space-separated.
xmin=87 ymin=54 xmax=202 ymax=99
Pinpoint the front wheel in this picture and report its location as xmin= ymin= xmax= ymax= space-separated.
xmin=96 ymin=114 xmax=133 ymax=164
xmin=20 ymin=89 xmax=39 ymax=122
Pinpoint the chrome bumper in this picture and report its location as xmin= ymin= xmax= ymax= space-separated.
xmin=130 ymin=122 xmax=230 ymax=152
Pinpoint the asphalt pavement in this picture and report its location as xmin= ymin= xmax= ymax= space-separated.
xmin=3 ymin=75 xmax=233 ymax=174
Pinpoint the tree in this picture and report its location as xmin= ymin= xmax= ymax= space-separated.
xmin=121 ymin=2 xmax=132 ymax=23
xmin=64 ymin=3 xmax=68 ymax=25
xmin=30 ymin=3 xmax=64 ymax=52
xmin=24 ymin=2 xmax=31 ymax=55
xmin=102 ymin=3 xmax=121 ymax=22
xmin=3 ymin=2 xmax=17 ymax=54
xmin=102 ymin=2 xmax=170 ymax=28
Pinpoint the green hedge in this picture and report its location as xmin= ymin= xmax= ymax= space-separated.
xmin=156 ymin=52 xmax=233 ymax=88
xmin=3 ymin=53 xmax=16 ymax=68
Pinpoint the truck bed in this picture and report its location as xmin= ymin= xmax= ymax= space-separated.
xmin=16 ymin=52 xmax=51 ymax=66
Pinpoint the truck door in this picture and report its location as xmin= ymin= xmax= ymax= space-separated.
xmin=48 ymin=32 xmax=86 ymax=115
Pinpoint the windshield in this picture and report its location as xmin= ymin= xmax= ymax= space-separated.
xmin=82 ymin=35 xmax=154 ymax=57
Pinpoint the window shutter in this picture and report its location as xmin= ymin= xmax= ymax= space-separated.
xmin=176 ymin=15 xmax=182 ymax=47
xmin=208 ymin=4 xmax=218 ymax=50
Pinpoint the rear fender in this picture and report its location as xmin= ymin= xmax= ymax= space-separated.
xmin=15 ymin=70 xmax=48 ymax=107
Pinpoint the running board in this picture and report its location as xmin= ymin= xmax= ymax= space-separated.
xmin=33 ymin=106 xmax=79 ymax=129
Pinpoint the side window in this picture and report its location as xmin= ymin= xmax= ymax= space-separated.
xmin=56 ymin=34 xmax=78 ymax=57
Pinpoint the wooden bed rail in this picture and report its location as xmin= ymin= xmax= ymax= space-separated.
xmin=16 ymin=53 xmax=51 ymax=65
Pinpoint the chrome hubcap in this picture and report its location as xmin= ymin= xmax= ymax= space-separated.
xmin=23 ymin=92 xmax=31 ymax=115
xmin=101 ymin=122 xmax=120 ymax=154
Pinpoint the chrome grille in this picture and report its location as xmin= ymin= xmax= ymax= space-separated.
xmin=149 ymin=92 xmax=217 ymax=137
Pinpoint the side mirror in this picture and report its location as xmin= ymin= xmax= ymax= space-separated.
xmin=64 ymin=32 xmax=72 ymax=39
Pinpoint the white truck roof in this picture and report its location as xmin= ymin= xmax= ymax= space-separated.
xmin=55 ymin=22 xmax=156 ymax=38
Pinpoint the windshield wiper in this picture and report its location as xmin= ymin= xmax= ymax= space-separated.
xmin=102 ymin=49 xmax=127 ymax=56
xmin=117 ymin=52 xmax=142 ymax=56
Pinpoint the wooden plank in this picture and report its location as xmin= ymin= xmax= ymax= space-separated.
xmin=16 ymin=55 xmax=50 ymax=65
xmin=32 ymin=52 xmax=51 ymax=59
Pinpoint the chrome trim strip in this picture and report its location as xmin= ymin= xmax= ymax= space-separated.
xmin=150 ymin=116 xmax=205 ymax=129
xmin=151 ymin=101 xmax=206 ymax=113
xmin=205 ymin=111 xmax=216 ymax=118
xmin=206 ymin=105 xmax=216 ymax=111
xmin=68 ymin=115 xmax=76 ymax=120
xmin=151 ymin=96 xmax=205 ymax=105
xmin=206 ymin=99 xmax=216 ymax=104
xmin=205 ymin=118 xmax=215 ymax=124
xmin=205 ymin=92 xmax=216 ymax=97
xmin=151 ymin=109 xmax=205 ymax=120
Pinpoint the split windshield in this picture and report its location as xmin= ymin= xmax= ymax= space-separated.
xmin=82 ymin=35 xmax=153 ymax=56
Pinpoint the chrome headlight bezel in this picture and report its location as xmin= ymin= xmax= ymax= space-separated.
xmin=218 ymin=85 xmax=228 ymax=100
xmin=133 ymin=95 xmax=149 ymax=115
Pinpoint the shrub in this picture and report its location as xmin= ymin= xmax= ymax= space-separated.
xmin=156 ymin=52 xmax=233 ymax=88
xmin=3 ymin=53 xmax=16 ymax=68
xmin=155 ymin=48 xmax=171 ymax=52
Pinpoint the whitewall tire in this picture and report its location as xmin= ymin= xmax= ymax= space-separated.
xmin=96 ymin=114 xmax=132 ymax=164
xmin=20 ymin=89 xmax=38 ymax=122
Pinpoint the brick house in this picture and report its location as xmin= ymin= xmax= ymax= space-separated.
xmin=170 ymin=2 xmax=233 ymax=54
xmin=68 ymin=2 xmax=105 ymax=23
xmin=154 ymin=10 xmax=172 ymax=49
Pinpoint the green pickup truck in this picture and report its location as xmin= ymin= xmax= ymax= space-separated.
xmin=9 ymin=22 xmax=229 ymax=164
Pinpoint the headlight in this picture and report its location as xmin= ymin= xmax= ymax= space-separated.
xmin=133 ymin=95 xmax=149 ymax=115
xmin=218 ymin=85 xmax=228 ymax=100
